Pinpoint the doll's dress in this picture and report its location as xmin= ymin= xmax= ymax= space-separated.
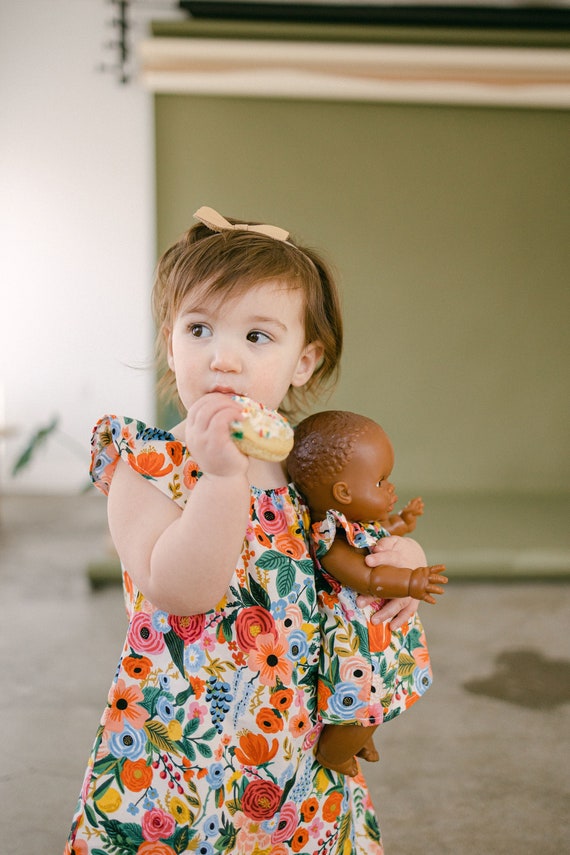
xmin=311 ymin=509 xmax=433 ymax=729
xmin=65 ymin=416 xmax=384 ymax=855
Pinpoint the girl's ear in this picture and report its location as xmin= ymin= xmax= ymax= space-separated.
xmin=290 ymin=341 xmax=324 ymax=388
xmin=332 ymin=481 xmax=352 ymax=506
xmin=165 ymin=327 xmax=174 ymax=372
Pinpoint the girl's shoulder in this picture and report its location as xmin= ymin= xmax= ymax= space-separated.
xmin=90 ymin=415 xmax=198 ymax=502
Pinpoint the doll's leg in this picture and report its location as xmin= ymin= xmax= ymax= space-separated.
xmin=357 ymin=733 xmax=379 ymax=763
xmin=316 ymin=724 xmax=379 ymax=777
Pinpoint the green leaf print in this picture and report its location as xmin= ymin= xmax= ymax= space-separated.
xmin=276 ymin=561 xmax=296 ymax=597
xmin=297 ymin=558 xmax=315 ymax=575
xmin=397 ymin=651 xmax=417 ymax=678
xmin=172 ymin=825 xmax=190 ymax=853
xmin=165 ymin=628 xmax=186 ymax=677
xmin=100 ymin=819 xmax=143 ymax=853
xmin=144 ymin=719 xmax=180 ymax=754
xmin=364 ymin=808 xmax=382 ymax=842
xmin=255 ymin=550 xmax=291 ymax=571
xmin=247 ymin=576 xmax=272 ymax=611
xmin=197 ymin=741 xmax=213 ymax=758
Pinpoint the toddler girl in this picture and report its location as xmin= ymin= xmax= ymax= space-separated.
xmin=65 ymin=206 xmax=419 ymax=855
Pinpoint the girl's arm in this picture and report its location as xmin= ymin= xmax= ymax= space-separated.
xmin=108 ymin=394 xmax=251 ymax=615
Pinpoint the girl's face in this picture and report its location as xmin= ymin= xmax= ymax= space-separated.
xmin=166 ymin=280 xmax=322 ymax=413
xmin=333 ymin=424 xmax=397 ymax=523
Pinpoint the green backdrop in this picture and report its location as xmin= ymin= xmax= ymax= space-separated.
xmin=154 ymin=93 xmax=570 ymax=495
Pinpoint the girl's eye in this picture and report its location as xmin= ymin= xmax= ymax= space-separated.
xmin=189 ymin=323 xmax=212 ymax=338
xmin=377 ymin=479 xmax=384 ymax=488
xmin=247 ymin=330 xmax=271 ymax=344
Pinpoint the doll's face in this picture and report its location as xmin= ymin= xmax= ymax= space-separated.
xmin=332 ymin=423 xmax=397 ymax=523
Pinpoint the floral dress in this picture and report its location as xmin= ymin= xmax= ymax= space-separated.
xmin=65 ymin=416 xmax=384 ymax=855
xmin=312 ymin=510 xmax=433 ymax=729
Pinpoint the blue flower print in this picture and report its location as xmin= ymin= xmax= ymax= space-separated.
xmin=152 ymin=610 xmax=170 ymax=632
xmin=271 ymin=599 xmax=288 ymax=620
xmin=185 ymin=643 xmax=206 ymax=674
xmin=156 ymin=696 xmax=176 ymax=723
xmin=195 ymin=843 xmax=214 ymax=855
xmin=205 ymin=762 xmax=224 ymax=789
xmin=203 ymin=815 xmax=220 ymax=837
xmin=287 ymin=629 xmax=309 ymax=662
xmin=108 ymin=722 xmax=146 ymax=760
xmin=352 ymin=530 xmax=371 ymax=549
xmin=414 ymin=667 xmax=432 ymax=696
xmin=328 ymin=682 xmax=366 ymax=720
xmin=159 ymin=673 xmax=170 ymax=690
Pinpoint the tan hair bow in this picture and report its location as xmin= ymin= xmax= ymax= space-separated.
xmin=194 ymin=206 xmax=290 ymax=242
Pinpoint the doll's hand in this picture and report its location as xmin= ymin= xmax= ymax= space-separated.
xmin=185 ymin=393 xmax=248 ymax=478
xmin=366 ymin=562 xmax=447 ymax=603
xmin=400 ymin=496 xmax=424 ymax=526
xmin=408 ymin=565 xmax=448 ymax=603
xmin=356 ymin=595 xmax=419 ymax=629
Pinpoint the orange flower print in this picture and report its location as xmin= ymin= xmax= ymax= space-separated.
xmin=104 ymin=678 xmax=149 ymax=733
xmin=289 ymin=710 xmax=311 ymax=738
xmin=120 ymin=758 xmax=153 ymax=792
xmin=183 ymin=459 xmax=200 ymax=489
xmin=256 ymin=706 xmax=284 ymax=733
xmin=317 ymin=680 xmax=332 ymax=713
xmin=165 ymin=440 xmax=183 ymax=466
xmin=291 ymin=828 xmax=309 ymax=852
xmin=234 ymin=731 xmax=279 ymax=766
xmin=137 ymin=843 xmax=176 ymax=855
xmin=413 ymin=642 xmax=431 ymax=669
xmin=252 ymin=524 xmax=271 ymax=549
xmin=274 ymin=531 xmax=306 ymax=559
xmin=369 ymin=620 xmax=392 ymax=653
xmin=270 ymin=688 xmax=294 ymax=711
xmin=123 ymin=655 xmax=152 ymax=680
xmin=128 ymin=448 xmax=173 ymax=479
xmin=247 ymin=632 xmax=293 ymax=687
xmin=300 ymin=795 xmax=319 ymax=821
xmin=322 ymin=790 xmax=343 ymax=822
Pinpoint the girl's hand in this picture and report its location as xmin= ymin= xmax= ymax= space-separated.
xmin=356 ymin=594 xmax=419 ymax=629
xmin=184 ymin=393 xmax=248 ymax=478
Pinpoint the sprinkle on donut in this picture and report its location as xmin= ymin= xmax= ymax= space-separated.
xmin=230 ymin=395 xmax=294 ymax=462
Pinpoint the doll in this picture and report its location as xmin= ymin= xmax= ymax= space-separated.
xmin=287 ymin=410 xmax=447 ymax=775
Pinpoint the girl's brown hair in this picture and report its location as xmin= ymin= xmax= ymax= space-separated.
xmin=152 ymin=216 xmax=343 ymax=417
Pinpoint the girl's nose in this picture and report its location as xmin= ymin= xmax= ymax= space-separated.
xmin=210 ymin=346 xmax=241 ymax=373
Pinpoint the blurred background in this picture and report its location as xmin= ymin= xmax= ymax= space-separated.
xmin=1 ymin=1 xmax=569 ymax=852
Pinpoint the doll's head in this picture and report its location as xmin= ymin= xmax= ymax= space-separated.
xmin=152 ymin=209 xmax=343 ymax=417
xmin=288 ymin=410 xmax=397 ymax=523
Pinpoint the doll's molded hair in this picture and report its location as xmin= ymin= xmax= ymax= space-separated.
xmin=288 ymin=410 xmax=377 ymax=494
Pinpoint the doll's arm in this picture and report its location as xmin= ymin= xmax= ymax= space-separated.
xmin=384 ymin=496 xmax=424 ymax=536
xmin=320 ymin=536 xmax=447 ymax=603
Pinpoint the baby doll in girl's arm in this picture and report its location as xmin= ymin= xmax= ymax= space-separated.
xmin=287 ymin=409 xmax=447 ymax=776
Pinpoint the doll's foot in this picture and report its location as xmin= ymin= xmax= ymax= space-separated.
xmin=316 ymin=748 xmax=359 ymax=777
xmin=356 ymin=738 xmax=379 ymax=763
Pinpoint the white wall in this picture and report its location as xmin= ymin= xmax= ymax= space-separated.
xmin=0 ymin=1 xmax=182 ymax=493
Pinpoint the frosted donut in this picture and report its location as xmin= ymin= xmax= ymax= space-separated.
xmin=230 ymin=395 xmax=294 ymax=462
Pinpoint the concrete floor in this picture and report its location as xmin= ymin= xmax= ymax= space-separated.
xmin=1 ymin=493 xmax=569 ymax=854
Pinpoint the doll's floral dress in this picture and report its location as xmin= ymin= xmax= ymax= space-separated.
xmin=65 ymin=416 xmax=384 ymax=855
xmin=312 ymin=510 xmax=433 ymax=729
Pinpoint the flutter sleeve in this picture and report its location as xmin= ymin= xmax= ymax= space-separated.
xmin=89 ymin=414 xmax=125 ymax=496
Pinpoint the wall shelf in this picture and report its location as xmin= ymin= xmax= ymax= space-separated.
xmin=140 ymin=36 xmax=570 ymax=108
